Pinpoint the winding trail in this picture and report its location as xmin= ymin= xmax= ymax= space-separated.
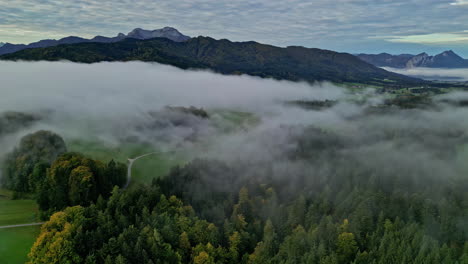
xmin=0 ymin=222 xmax=45 ymax=229
xmin=124 ymin=151 xmax=165 ymax=189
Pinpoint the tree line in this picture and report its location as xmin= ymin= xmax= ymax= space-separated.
xmin=2 ymin=130 xmax=126 ymax=218
xmin=24 ymin=157 xmax=468 ymax=263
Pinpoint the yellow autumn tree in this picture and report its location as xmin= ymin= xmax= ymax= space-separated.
xmin=28 ymin=206 xmax=85 ymax=264
xmin=194 ymin=251 xmax=215 ymax=264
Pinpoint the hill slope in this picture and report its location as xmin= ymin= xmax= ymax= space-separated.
xmin=0 ymin=37 xmax=418 ymax=85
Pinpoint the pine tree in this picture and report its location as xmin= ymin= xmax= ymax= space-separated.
xmin=336 ymin=232 xmax=358 ymax=264
xmin=249 ymin=219 xmax=278 ymax=263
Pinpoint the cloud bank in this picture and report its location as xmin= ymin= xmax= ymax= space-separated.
xmin=0 ymin=61 xmax=343 ymax=114
xmin=1 ymin=61 xmax=468 ymax=196
xmin=383 ymin=67 xmax=468 ymax=81
xmin=0 ymin=61 xmax=344 ymax=156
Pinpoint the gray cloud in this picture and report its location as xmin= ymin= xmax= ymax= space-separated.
xmin=451 ymin=0 xmax=468 ymax=5
xmin=0 ymin=0 xmax=467 ymax=56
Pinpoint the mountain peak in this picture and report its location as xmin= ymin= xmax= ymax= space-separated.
xmin=128 ymin=28 xmax=143 ymax=33
xmin=126 ymin=27 xmax=190 ymax=42
xmin=162 ymin=26 xmax=178 ymax=31
xmin=439 ymin=50 xmax=460 ymax=58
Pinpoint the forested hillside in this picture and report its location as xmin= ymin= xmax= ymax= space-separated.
xmin=0 ymin=37 xmax=419 ymax=85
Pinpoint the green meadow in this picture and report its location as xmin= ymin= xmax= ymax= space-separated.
xmin=0 ymin=190 xmax=38 ymax=226
xmin=0 ymin=189 xmax=41 ymax=264
xmin=67 ymin=139 xmax=186 ymax=185
xmin=0 ymin=225 xmax=41 ymax=264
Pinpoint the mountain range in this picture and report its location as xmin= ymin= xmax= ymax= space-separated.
xmin=0 ymin=32 xmax=421 ymax=86
xmin=357 ymin=50 xmax=468 ymax=68
xmin=0 ymin=27 xmax=190 ymax=56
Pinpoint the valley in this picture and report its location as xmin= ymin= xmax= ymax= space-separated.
xmin=1 ymin=5 xmax=468 ymax=260
xmin=0 ymin=60 xmax=467 ymax=263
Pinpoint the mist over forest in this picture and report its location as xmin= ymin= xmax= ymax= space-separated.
xmin=1 ymin=61 xmax=467 ymax=180
xmin=1 ymin=61 xmax=468 ymax=263
xmin=0 ymin=61 xmax=344 ymax=164
xmin=2 ymin=0 xmax=468 ymax=261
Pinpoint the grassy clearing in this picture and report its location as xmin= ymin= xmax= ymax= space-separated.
xmin=0 ymin=225 xmax=40 ymax=264
xmin=0 ymin=199 xmax=38 ymax=226
xmin=67 ymin=139 xmax=151 ymax=163
xmin=0 ymin=189 xmax=40 ymax=264
xmin=68 ymin=139 xmax=187 ymax=185
xmin=131 ymin=153 xmax=184 ymax=185
xmin=0 ymin=189 xmax=39 ymax=226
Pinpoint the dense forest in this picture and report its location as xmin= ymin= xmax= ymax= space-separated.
xmin=2 ymin=106 xmax=468 ymax=263
xmin=24 ymin=156 xmax=468 ymax=263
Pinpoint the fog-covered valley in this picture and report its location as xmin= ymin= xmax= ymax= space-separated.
xmin=2 ymin=62 xmax=468 ymax=180
xmin=0 ymin=61 xmax=348 ymax=172
xmin=2 ymin=61 xmax=468 ymax=263
xmin=2 ymin=61 xmax=468 ymax=205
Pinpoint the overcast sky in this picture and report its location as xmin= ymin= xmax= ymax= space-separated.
xmin=1 ymin=0 xmax=468 ymax=56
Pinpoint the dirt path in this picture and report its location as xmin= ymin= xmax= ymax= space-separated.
xmin=0 ymin=222 xmax=44 ymax=229
xmin=124 ymin=152 xmax=162 ymax=189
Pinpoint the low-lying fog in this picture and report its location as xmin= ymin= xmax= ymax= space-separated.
xmin=0 ymin=61 xmax=344 ymax=113
xmin=0 ymin=61 xmax=343 ymax=144
xmin=1 ymin=61 xmax=468 ymax=191
xmin=383 ymin=67 xmax=468 ymax=82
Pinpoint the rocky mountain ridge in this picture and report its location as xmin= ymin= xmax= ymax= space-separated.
xmin=0 ymin=27 xmax=190 ymax=55
xmin=357 ymin=50 xmax=468 ymax=68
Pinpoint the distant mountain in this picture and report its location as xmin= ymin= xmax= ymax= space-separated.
xmin=0 ymin=36 xmax=419 ymax=85
xmin=356 ymin=53 xmax=414 ymax=68
xmin=127 ymin=28 xmax=190 ymax=42
xmin=406 ymin=51 xmax=468 ymax=68
xmin=0 ymin=42 xmax=4 ymax=47
xmin=357 ymin=51 xmax=468 ymax=68
xmin=0 ymin=27 xmax=189 ymax=55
